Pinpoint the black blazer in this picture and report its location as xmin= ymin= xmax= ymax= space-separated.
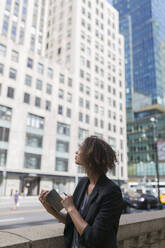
xmin=64 ymin=173 xmax=123 ymax=248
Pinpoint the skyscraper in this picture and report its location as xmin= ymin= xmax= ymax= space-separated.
xmin=0 ymin=0 xmax=127 ymax=195
xmin=113 ymin=0 xmax=165 ymax=121
xmin=113 ymin=0 xmax=165 ymax=188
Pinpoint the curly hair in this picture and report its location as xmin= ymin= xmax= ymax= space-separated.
xmin=80 ymin=136 xmax=117 ymax=175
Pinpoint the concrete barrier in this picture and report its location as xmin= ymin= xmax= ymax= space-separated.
xmin=0 ymin=210 xmax=165 ymax=248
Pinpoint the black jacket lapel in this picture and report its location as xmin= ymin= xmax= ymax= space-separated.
xmin=82 ymin=189 xmax=99 ymax=219
xmin=81 ymin=173 xmax=107 ymax=219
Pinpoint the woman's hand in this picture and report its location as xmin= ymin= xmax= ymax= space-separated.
xmin=61 ymin=195 xmax=75 ymax=213
xmin=39 ymin=190 xmax=55 ymax=215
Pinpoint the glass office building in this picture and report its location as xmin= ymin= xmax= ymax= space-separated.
xmin=113 ymin=0 xmax=165 ymax=121
xmin=127 ymin=106 xmax=165 ymax=179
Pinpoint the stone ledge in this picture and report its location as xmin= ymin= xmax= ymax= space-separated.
xmin=0 ymin=210 xmax=165 ymax=248
xmin=0 ymin=223 xmax=64 ymax=248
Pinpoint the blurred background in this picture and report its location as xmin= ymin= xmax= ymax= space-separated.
xmin=0 ymin=0 xmax=165 ymax=229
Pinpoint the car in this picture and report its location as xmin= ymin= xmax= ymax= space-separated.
xmin=160 ymin=193 xmax=165 ymax=205
xmin=122 ymin=193 xmax=133 ymax=214
xmin=131 ymin=193 xmax=158 ymax=210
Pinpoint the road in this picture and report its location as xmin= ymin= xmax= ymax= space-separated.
xmin=0 ymin=196 xmax=58 ymax=230
xmin=0 ymin=196 xmax=161 ymax=230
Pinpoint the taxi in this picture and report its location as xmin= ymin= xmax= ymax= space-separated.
xmin=160 ymin=193 xmax=165 ymax=204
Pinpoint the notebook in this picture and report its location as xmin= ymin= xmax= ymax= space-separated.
xmin=46 ymin=189 xmax=63 ymax=212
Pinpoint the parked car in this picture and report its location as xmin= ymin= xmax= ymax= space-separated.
xmin=160 ymin=193 xmax=165 ymax=205
xmin=131 ymin=193 xmax=158 ymax=210
xmin=122 ymin=193 xmax=132 ymax=214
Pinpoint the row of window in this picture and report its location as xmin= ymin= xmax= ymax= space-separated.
xmin=0 ymin=149 xmax=69 ymax=172
xmin=0 ymin=147 xmax=124 ymax=173
xmin=0 ymin=43 xmax=54 ymax=76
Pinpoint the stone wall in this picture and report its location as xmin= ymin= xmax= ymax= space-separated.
xmin=0 ymin=210 xmax=165 ymax=248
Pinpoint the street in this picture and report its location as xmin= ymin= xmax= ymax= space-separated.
xmin=0 ymin=196 xmax=161 ymax=230
xmin=0 ymin=196 xmax=58 ymax=230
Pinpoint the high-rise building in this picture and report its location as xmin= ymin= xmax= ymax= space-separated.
xmin=0 ymin=0 xmax=127 ymax=196
xmin=113 ymin=0 xmax=165 ymax=188
xmin=113 ymin=0 xmax=165 ymax=121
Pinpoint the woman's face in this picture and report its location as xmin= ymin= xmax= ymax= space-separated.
xmin=75 ymin=144 xmax=84 ymax=165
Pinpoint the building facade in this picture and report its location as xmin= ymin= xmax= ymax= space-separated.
xmin=0 ymin=0 xmax=127 ymax=196
xmin=113 ymin=0 xmax=165 ymax=121
xmin=127 ymin=105 xmax=165 ymax=191
xmin=112 ymin=0 xmax=165 ymax=188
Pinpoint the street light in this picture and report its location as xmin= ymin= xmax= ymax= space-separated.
xmin=150 ymin=117 xmax=162 ymax=209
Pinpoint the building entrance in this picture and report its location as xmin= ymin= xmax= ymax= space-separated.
xmin=22 ymin=176 xmax=40 ymax=196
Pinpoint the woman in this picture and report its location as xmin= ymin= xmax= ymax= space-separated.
xmin=39 ymin=136 xmax=123 ymax=248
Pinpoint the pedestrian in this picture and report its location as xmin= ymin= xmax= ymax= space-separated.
xmin=39 ymin=136 xmax=123 ymax=248
xmin=13 ymin=190 xmax=19 ymax=210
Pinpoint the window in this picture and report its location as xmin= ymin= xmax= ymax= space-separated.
xmin=27 ymin=113 xmax=44 ymax=129
xmin=48 ymin=67 xmax=53 ymax=78
xmin=58 ymin=105 xmax=63 ymax=115
xmin=100 ymin=120 xmax=104 ymax=128
xmin=36 ymin=79 xmax=42 ymax=90
xmin=46 ymin=83 xmax=52 ymax=94
xmin=0 ymin=127 xmax=9 ymax=142
xmin=56 ymin=140 xmax=69 ymax=153
xmin=0 ymin=64 xmax=4 ymax=75
xmin=26 ymin=133 xmax=42 ymax=148
xmin=79 ymin=97 xmax=84 ymax=107
xmin=24 ymin=93 xmax=30 ymax=104
xmin=67 ymin=93 xmax=72 ymax=103
xmin=86 ymin=73 xmax=90 ymax=82
xmin=27 ymin=58 xmax=33 ymax=69
xmin=14 ymin=1 xmax=19 ymax=16
xmin=11 ymin=22 xmax=17 ymax=40
xmin=100 ymin=107 xmax=104 ymax=116
xmin=19 ymin=27 xmax=24 ymax=43
xmin=80 ymin=83 xmax=84 ymax=92
xmin=86 ymin=86 xmax=90 ymax=95
xmin=95 ymin=118 xmax=98 ymax=127
xmin=58 ymin=89 xmax=64 ymax=99
xmin=113 ymin=125 xmax=116 ymax=133
xmin=85 ymin=114 xmax=89 ymax=124
xmin=35 ymin=97 xmax=41 ymax=108
xmin=79 ymin=112 xmax=83 ymax=121
xmin=45 ymin=100 xmax=51 ymax=111
xmin=11 ymin=50 xmax=19 ymax=62
xmin=78 ymin=128 xmax=88 ymax=141
xmin=57 ymin=122 xmax=70 ymax=136
xmin=9 ymin=68 xmax=17 ymax=80
xmin=7 ymin=87 xmax=14 ymax=98
xmin=68 ymin=78 xmax=72 ymax=87
xmin=86 ymin=100 xmax=90 ymax=109
xmin=55 ymin=158 xmax=68 ymax=171
xmin=24 ymin=153 xmax=41 ymax=169
xmin=94 ymin=104 xmax=98 ymax=113
xmin=108 ymin=123 xmax=111 ymax=131
xmin=0 ymin=44 xmax=6 ymax=56
xmin=37 ymin=63 xmax=44 ymax=74
xmin=66 ymin=108 xmax=71 ymax=118
xmin=0 ymin=149 xmax=7 ymax=166
xmin=59 ymin=74 xmax=64 ymax=83
xmin=0 ymin=105 xmax=12 ymax=121
xmin=25 ymin=75 xmax=32 ymax=86
xmin=80 ymin=69 xmax=84 ymax=78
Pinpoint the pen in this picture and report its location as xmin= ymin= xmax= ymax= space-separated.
xmin=63 ymin=192 xmax=68 ymax=196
